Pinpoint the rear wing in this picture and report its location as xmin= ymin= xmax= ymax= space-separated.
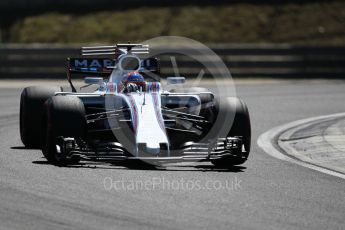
xmin=66 ymin=44 xmax=159 ymax=91
xmin=81 ymin=44 xmax=149 ymax=56
xmin=68 ymin=43 xmax=156 ymax=76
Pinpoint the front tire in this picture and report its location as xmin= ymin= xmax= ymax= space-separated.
xmin=211 ymin=97 xmax=251 ymax=167
xmin=42 ymin=96 xmax=86 ymax=165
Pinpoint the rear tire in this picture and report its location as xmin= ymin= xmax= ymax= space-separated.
xmin=211 ymin=97 xmax=251 ymax=167
xmin=42 ymin=96 xmax=86 ymax=165
xmin=20 ymin=86 xmax=62 ymax=148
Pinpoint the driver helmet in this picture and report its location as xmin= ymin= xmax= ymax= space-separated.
xmin=122 ymin=72 xmax=145 ymax=92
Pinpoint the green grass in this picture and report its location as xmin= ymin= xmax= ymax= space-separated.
xmin=7 ymin=1 xmax=345 ymax=45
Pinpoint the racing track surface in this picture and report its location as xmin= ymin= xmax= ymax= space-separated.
xmin=0 ymin=80 xmax=344 ymax=230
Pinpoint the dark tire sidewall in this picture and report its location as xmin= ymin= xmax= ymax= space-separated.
xmin=20 ymin=86 xmax=62 ymax=148
xmin=42 ymin=96 xmax=85 ymax=165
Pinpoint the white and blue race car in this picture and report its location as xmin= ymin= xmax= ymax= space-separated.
xmin=19 ymin=44 xmax=251 ymax=167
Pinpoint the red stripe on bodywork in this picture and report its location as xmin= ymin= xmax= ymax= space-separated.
xmin=128 ymin=95 xmax=138 ymax=134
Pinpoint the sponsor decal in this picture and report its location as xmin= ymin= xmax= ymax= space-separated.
xmin=71 ymin=58 xmax=115 ymax=68
xmin=70 ymin=58 xmax=157 ymax=70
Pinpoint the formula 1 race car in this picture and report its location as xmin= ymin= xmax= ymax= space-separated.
xmin=19 ymin=44 xmax=251 ymax=167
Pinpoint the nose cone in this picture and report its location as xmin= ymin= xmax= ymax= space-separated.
xmin=138 ymin=143 xmax=160 ymax=155
xmin=128 ymin=92 xmax=169 ymax=157
xmin=138 ymin=143 xmax=168 ymax=156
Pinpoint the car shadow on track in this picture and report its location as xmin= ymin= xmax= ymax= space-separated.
xmin=111 ymin=161 xmax=246 ymax=172
xmin=31 ymin=159 xmax=246 ymax=172
xmin=11 ymin=146 xmax=38 ymax=150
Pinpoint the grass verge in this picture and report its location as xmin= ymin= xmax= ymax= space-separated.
xmin=6 ymin=2 xmax=345 ymax=45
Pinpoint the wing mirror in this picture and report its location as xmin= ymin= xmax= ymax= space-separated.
xmin=166 ymin=77 xmax=185 ymax=85
xmin=84 ymin=77 xmax=104 ymax=85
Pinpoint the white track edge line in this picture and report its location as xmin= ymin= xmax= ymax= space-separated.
xmin=257 ymin=112 xmax=345 ymax=180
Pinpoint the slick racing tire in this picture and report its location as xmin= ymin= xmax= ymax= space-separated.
xmin=20 ymin=86 xmax=62 ymax=148
xmin=42 ymin=96 xmax=86 ymax=165
xmin=211 ymin=97 xmax=251 ymax=167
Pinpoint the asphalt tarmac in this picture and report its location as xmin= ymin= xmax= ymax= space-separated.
xmin=0 ymin=80 xmax=344 ymax=230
